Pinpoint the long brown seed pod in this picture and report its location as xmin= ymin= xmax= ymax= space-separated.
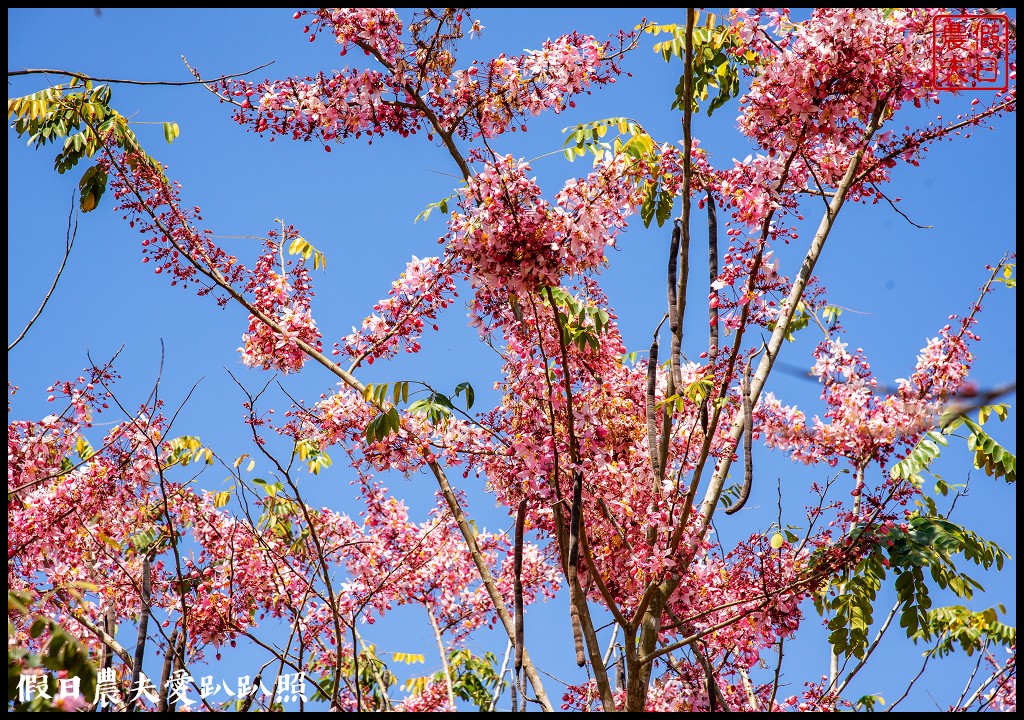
xmin=102 ymin=606 xmax=115 ymax=671
xmin=645 ymin=336 xmax=661 ymax=479
xmin=703 ymin=190 xmax=720 ymax=438
xmin=707 ymin=190 xmax=720 ymax=362
xmin=513 ymin=498 xmax=527 ymax=675
xmin=667 ymin=220 xmax=683 ymax=390
xmin=129 ymin=554 xmax=153 ymax=701
xmin=156 ymin=627 xmax=180 ymax=713
xmin=725 ymin=360 xmax=754 ymax=515
xmin=567 ymin=470 xmax=586 ymax=666
xmin=708 ymin=667 xmax=719 ymax=713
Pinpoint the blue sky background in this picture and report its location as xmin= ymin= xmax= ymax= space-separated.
xmin=8 ymin=7 xmax=1016 ymax=711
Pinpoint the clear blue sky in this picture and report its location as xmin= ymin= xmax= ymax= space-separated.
xmin=8 ymin=7 xmax=1016 ymax=711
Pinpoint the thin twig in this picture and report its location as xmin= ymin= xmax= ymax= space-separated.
xmin=833 ymin=600 xmax=901 ymax=697
xmin=769 ymin=637 xmax=785 ymax=708
xmin=8 ymin=192 xmax=77 ymax=351
xmin=886 ymin=647 xmax=934 ymax=711
xmin=490 ymin=640 xmax=513 ymax=712
xmin=868 ymin=181 xmax=933 ymax=229
xmin=968 ymin=660 xmax=1015 ymax=711
xmin=953 ymin=648 xmax=988 ymax=710
xmin=602 ymin=624 xmax=620 ymax=669
xmin=8 ymin=61 xmax=275 ymax=86
xmin=981 ymin=7 xmax=1016 ymax=36
xmin=427 ymin=608 xmax=457 ymax=710
xmin=691 ymin=642 xmax=732 ymax=711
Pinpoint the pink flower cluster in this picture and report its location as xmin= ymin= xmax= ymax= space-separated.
xmin=110 ymin=148 xmax=326 ymax=376
xmin=441 ymin=32 xmax=613 ymax=139
xmin=238 ymin=241 xmax=322 ymax=373
xmin=736 ymin=9 xmax=937 ymax=155
xmin=340 ymin=256 xmax=457 ymax=365
xmin=895 ymin=324 xmax=973 ymax=405
xmin=717 ymin=152 xmax=807 ymax=232
xmin=448 ymin=154 xmax=634 ymax=294
xmin=476 ymin=281 xmax=790 ymax=634
xmin=309 ymin=7 xmax=405 ymax=65
xmin=9 ymin=369 xmax=563 ymax=682
xmin=178 ymin=489 xmax=319 ymax=648
xmin=224 ymin=9 xmax=624 ymax=146
xmin=758 ymin=324 xmax=974 ymax=469
xmin=300 ymin=385 xmax=379 ymax=449
xmin=231 ymin=67 xmax=415 ymax=144
xmin=721 ymin=8 xmax=1017 ymax=231
xmin=111 ymin=150 xmax=248 ymax=303
xmin=978 ymin=646 xmax=1016 ymax=713
xmin=333 ymin=482 xmax=560 ymax=643
xmin=396 ymin=680 xmax=453 ymax=712
xmin=8 ymin=378 xmax=180 ymax=658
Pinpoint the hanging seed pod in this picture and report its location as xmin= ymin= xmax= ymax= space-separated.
xmin=726 ymin=360 xmax=754 ymax=515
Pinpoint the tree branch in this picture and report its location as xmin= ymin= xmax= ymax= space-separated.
xmin=8 ymin=192 xmax=77 ymax=352
xmin=8 ymin=61 xmax=275 ymax=86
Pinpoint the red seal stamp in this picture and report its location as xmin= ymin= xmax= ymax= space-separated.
xmin=932 ymin=14 xmax=1010 ymax=91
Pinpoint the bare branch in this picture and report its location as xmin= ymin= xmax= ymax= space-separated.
xmin=427 ymin=607 xmax=458 ymax=710
xmin=868 ymin=181 xmax=933 ymax=229
xmin=8 ymin=61 xmax=275 ymax=86
xmin=833 ymin=600 xmax=901 ymax=697
xmin=8 ymin=192 xmax=77 ymax=351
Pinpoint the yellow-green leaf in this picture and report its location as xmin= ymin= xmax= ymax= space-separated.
xmin=97 ymin=530 xmax=122 ymax=551
xmin=213 ymin=489 xmax=233 ymax=508
xmin=163 ymin=121 xmax=180 ymax=144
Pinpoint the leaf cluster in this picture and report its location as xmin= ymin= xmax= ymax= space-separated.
xmin=295 ymin=437 xmax=333 ymax=475
xmin=314 ymin=644 xmax=394 ymax=711
xmin=644 ymin=13 xmax=759 ymax=117
xmin=287 ymin=235 xmax=327 ymax=271
xmin=942 ymin=404 xmax=1015 ymax=484
xmin=995 ymin=262 xmax=1015 ymax=289
xmin=818 ymin=401 xmax=1015 ymax=661
xmin=402 ymin=649 xmax=502 ymax=712
xmin=561 ymin=117 xmax=674 ymax=229
xmin=251 ymin=477 xmax=311 ymax=552
xmin=363 ymin=381 xmax=475 ymax=440
xmin=162 ymin=434 xmax=214 ymax=469
xmin=817 ymin=506 xmax=1011 ymax=661
xmin=542 ymin=285 xmax=611 ymax=353
xmin=767 ymin=301 xmax=813 ymax=342
xmin=8 ymin=78 xmax=175 ymax=212
xmin=658 ymin=373 xmax=716 ymax=415
xmin=8 ymin=591 xmax=98 ymax=710
xmin=414 ymin=195 xmax=455 ymax=224
xmin=916 ymin=604 xmax=1016 ymax=658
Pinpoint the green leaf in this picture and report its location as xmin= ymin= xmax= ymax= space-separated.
xmin=163 ymin=121 xmax=180 ymax=144
xmin=365 ymin=415 xmax=380 ymax=442
xmin=455 ymin=382 xmax=474 ymax=410
xmin=29 ymin=618 xmax=48 ymax=639
xmin=415 ymin=194 xmax=456 ymax=223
